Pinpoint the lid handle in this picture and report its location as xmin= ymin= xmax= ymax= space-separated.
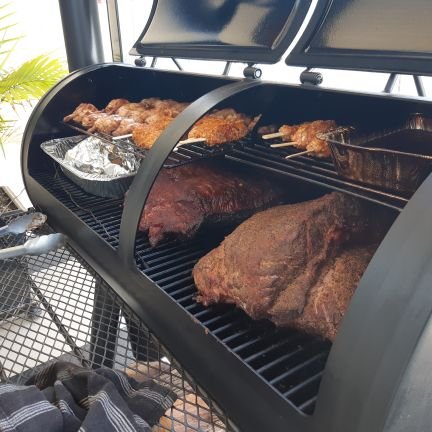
xmin=300 ymin=68 xmax=323 ymax=86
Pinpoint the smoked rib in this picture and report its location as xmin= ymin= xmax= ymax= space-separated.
xmin=138 ymin=162 xmax=284 ymax=247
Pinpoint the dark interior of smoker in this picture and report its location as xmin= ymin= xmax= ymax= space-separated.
xmin=22 ymin=64 xmax=432 ymax=430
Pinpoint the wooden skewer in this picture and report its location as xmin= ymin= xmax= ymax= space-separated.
xmin=285 ymin=150 xmax=314 ymax=159
xmin=112 ymin=133 xmax=132 ymax=140
xmin=178 ymin=137 xmax=206 ymax=145
xmin=270 ymin=142 xmax=297 ymax=148
xmin=262 ymin=132 xmax=284 ymax=140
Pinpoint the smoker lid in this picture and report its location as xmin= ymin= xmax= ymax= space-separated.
xmin=130 ymin=0 xmax=312 ymax=64
xmin=286 ymin=0 xmax=432 ymax=75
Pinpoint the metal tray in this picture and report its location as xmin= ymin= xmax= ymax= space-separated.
xmin=41 ymin=136 xmax=136 ymax=199
xmin=322 ymin=115 xmax=432 ymax=196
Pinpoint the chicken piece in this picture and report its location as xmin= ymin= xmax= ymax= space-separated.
xmin=278 ymin=124 xmax=301 ymax=142
xmin=188 ymin=116 xmax=249 ymax=146
xmin=145 ymin=113 xmax=175 ymax=125
xmin=103 ymin=98 xmax=129 ymax=114
xmin=89 ymin=114 xmax=123 ymax=134
xmin=132 ymin=126 xmax=164 ymax=149
xmin=63 ymin=103 xmax=99 ymax=123
xmin=140 ymin=97 xmax=161 ymax=109
xmin=211 ymin=108 xmax=252 ymax=125
xmin=81 ymin=112 xmax=108 ymax=129
xmin=258 ymin=124 xmax=278 ymax=135
xmin=292 ymin=120 xmax=336 ymax=158
xmin=117 ymin=102 xmax=148 ymax=117
xmin=112 ymin=118 xmax=141 ymax=136
xmin=132 ymin=117 xmax=174 ymax=149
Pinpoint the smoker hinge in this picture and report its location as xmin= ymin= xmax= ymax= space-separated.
xmin=134 ymin=56 xmax=147 ymax=67
xmin=300 ymin=68 xmax=323 ymax=86
xmin=243 ymin=64 xmax=262 ymax=79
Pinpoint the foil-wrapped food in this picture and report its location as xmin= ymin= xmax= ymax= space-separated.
xmin=63 ymin=136 xmax=139 ymax=176
xmin=41 ymin=135 xmax=139 ymax=199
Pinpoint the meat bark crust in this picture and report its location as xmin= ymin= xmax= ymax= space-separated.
xmin=138 ymin=162 xmax=284 ymax=247
xmin=193 ymin=192 xmax=393 ymax=341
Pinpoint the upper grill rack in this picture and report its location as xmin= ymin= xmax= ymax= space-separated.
xmin=62 ymin=121 xmax=409 ymax=210
xmin=226 ymin=140 xmax=409 ymax=211
xmin=64 ymin=122 xmax=245 ymax=169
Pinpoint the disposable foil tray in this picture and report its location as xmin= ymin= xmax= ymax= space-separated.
xmin=323 ymin=115 xmax=432 ymax=196
xmin=41 ymin=135 xmax=136 ymax=199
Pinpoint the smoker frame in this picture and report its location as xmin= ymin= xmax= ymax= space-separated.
xmin=20 ymin=0 xmax=432 ymax=430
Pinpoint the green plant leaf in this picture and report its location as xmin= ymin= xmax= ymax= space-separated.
xmin=0 ymin=22 xmax=16 ymax=32
xmin=0 ymin=54 xmax=67 ymax=103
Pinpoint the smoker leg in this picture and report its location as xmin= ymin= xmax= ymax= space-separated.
xmin=90 ymin=278 xmax=120 ymax=368
xmin=123 ymin=312 xmax=161 ymax=362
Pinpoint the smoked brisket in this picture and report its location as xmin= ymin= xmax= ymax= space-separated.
xmin=193 ymin=192 xmax=394 ymax=341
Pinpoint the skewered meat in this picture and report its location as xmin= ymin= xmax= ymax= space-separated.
xmin=112 ymin=118 xmax=141 ymax=137
xmin=139 ymin=97 xmax=160 ymax=108
xmin=63 ymin=103 xmax=98 ymax=123
xmin=293 ymin=120 xmax=336 ymax=158
xmin=193 ymin=192 xmax=394 ymax=341
xmin=279 ymin=124 xmax=300 ymax=140
xmin=81 ymin=112 xmax=108 ymax=129
xmin=64 ymin=99 xmax=253 ymax=147
xmin=188 ymin=117 xmax=249 ymax=146
xmin=138 ymin=161 xmax=284 ymax=247
xmin=277 ymin=120 xmax=337 ymax=158
xmin=132 ymin=117 xmax=174 ymax=149
xmin=89 ymin=114 xmax=123 ymax=134
xmin=116 ymin=103 xmax=148 ymax=122
xmin=103 ymin=98 xmax=129 ymax=114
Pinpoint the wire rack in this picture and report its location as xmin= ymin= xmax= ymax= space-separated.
xmin=0 ymin=210 xmax=234 ymax=431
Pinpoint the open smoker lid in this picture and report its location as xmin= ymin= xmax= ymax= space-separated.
xmin=286 ymin=0 xmax=432 ymax=75
xmin=130 ymin=0 xmax=312 ymax=64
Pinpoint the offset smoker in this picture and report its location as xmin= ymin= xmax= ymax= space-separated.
xmin=21 ymin=0 xmax=432 ymax=431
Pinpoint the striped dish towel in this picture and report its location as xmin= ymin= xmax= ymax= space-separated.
xmin=0 ymin=361 xmax=177 ymax=432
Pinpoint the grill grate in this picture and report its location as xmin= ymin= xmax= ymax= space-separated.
xmin=135 ymin=241 xmax=331 ymax=416
xmin=226 ymin=140 xmax=409 ymax=211
xmin=0 ymin=211 xmax=234 ymax=431
xmin=33 ymin=170 xmax=123 ymax=250
xmin=31 ymin=134 xmax=407 ymax=416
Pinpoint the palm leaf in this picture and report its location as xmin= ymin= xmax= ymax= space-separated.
xmin=0 ymin=22 xmax=16 ymax=32
xmin=0 ymin=40 xmax=18 ymax=71
xmin=0 ymin=55 xmax=66 ymax=103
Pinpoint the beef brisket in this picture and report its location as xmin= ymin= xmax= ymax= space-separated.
xmin=139 ymin=162 xmax=284 ymax=247
xmin=193 ymin=192 xmax=394 ymax=341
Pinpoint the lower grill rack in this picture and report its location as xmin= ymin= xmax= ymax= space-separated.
xmin=0 ymin=211 xmax=234 ymax=431
xmin=136 ymin=239 xmax=331 ymax=416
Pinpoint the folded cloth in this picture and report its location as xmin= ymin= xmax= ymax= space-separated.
xmin=0 ymin=361 xmax=177 ymax=432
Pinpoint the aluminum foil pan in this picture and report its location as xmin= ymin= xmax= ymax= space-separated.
xmin=321 ymin=114 xmax=432 ymax=196
xmin=41 ymin=135 xmax=138 ymax=199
